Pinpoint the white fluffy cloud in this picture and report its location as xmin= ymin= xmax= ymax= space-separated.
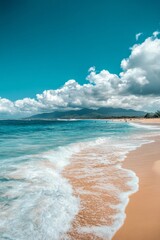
xmin=0 ymin=32 xmax=160 ymax=118
xmin=120 ymin=34 xmax=160 ymax=95
xmin=0 ymin=98 xmax=15 ymax=114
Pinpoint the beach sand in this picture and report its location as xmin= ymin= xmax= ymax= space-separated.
xmin=130 ymin=118 xmax=160 ymax=125
xmin=63 ymin=147 xmax=121 ymax=239
xmin=113 ymin=136 xmax=160 ymax=240
xmin=63 ymin=119 xmax=160 ymax=239
xmin=111 ymin=118 xmax=160 ymax=125
xmin=125 ymin=118 xmax=160 ymax=125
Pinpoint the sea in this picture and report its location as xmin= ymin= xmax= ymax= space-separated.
xmin=0 ymin=119 xmax=159 ymax=240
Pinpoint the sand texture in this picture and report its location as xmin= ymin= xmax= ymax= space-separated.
xmin=63 ymin=120 xmax=160 ymax=239
xmin=113 ymin=137 xmax=160 ymax=240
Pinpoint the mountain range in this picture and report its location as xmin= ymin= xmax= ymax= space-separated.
xmin=28 ymin=107 xmax=146 ymax=119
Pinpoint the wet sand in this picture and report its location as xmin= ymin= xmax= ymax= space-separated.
xmin=113 ymin=136 xmax=160 ymax=240
xmin=63 ymin=146 xmax=133 ymax=239
xmin=63 ymin=119 xmax=160 ymax=239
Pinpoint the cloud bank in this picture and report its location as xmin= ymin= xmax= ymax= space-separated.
xmin=0 ymin=32 xmax=160 ymax=118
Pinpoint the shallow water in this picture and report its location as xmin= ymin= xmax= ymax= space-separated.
xmin=0 ymin=120 xmax=159 ymax=239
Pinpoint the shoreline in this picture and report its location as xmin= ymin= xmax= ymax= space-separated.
xmin=63 ymin=119 xmax=160 ymax=239
xmin=110 ymin=117 xmax=160 ymax=125
xmin=63 ymin=139 xmax=141 ymax=239
xmin=113 ymin=135 xmax=160 ymax=240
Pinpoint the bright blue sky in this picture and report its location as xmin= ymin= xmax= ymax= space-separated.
xmin=0 ymin=0 xmax=160 ymax=101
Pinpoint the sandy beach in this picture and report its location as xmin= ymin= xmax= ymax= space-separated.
xmin=63 ymin=119 xmax=160 ymax=239
xmin=112 ymin=117 xmax=160 ymax=125
xmin=129 ymin=118 xmax=160 ymax=125
xmin=108 ymin=119 xmax=160 ymax=239
xmin=113 ymin=135 xmax=160 ymax=240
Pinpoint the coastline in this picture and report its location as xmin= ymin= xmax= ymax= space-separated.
xmin=63 ymin=118 xmax=160 ymax=239
xmin=113 ymin=135 xmax=160 ymax=240
xmin=129 ymin=118 xmax=160 ymax=124
xmin=112 ymin=117 xmax=160 ymax=125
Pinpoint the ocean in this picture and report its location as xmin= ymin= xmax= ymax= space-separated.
xmin=0 ymin=119 xmax=159 ymax=240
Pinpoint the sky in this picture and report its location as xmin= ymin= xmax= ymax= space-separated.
xmin=0 ymin=0 xmax=160 ymax=118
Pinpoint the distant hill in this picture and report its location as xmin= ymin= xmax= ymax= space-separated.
xmin=27 ymin=107 xmax=146 ymax=119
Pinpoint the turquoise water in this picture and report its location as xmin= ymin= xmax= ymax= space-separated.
xmin=0 ymin=120 xmax=159 ymax=239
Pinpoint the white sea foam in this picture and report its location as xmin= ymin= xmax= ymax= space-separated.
xmin=129 ymin=122 xmax=160 ymax=130
xmin=56 ymin=118 xmax=80 ymax=121
xmin=0 ymin=132 xmax=155 ymax=240
xmin=0 ymin=137 xmax=110 ymax=240
xmin=0 ymin=164 xmax=79 ymax=240
xmin=74 ymin=136 xmax=152 ymax=240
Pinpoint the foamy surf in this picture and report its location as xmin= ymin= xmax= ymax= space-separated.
xmin=129 ymin=122 xmax=160 ymax=130
xmin=0 ymin=137 xmax=114 ymax=240
xmin=0 ymin=160 xmax=79 ymax=239
xmin=63 ymin=136 xmax=151 ymax=240
xmin=0 ymin=120 xmax=159 ymax=240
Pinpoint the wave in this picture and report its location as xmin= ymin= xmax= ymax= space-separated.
xmin=62 ymin=136 xmax=152 ymax=239
xmin=56 ymin=118 xmax=80 ymax=121
xmin=0 ymin=132 xmax=154 ymax=240
xmin=129 ymin=122 xmax=160 ymax=130
xmin=0 ymin=137 xmax=109 ymax=240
